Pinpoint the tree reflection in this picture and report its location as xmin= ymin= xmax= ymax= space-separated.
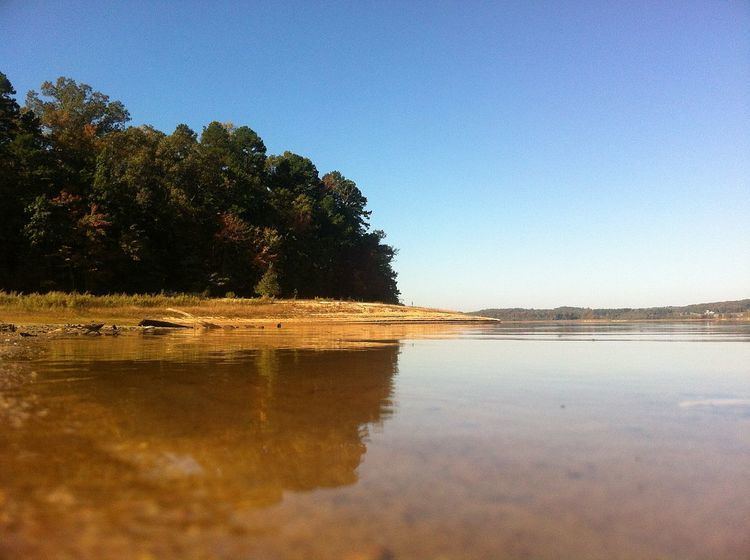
xmin=50 ymin=344 xmax=400 ymax=507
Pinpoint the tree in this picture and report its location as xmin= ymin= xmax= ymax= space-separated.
xmin=26 ymin=77 xmax=130 ymax=137
xmin=26 ymin=77 xmax=130 ymax=192
xmin=255 ymin=265 xmax=281 ymax=298
xmin=321 ymin=171 xmax=370 ymax=236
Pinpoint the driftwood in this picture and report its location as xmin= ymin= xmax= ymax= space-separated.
xmin=165 ymin=308 xmax=220 ymax=329
xmin=138 ymin=319 xmax=191 ymax=329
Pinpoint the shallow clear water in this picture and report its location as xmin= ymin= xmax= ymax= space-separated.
xmin=1 ymin=322 xmax=749 ymax=559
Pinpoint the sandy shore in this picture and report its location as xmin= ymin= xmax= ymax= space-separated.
xmin=0 ymin=298 xmax=494 ymax=339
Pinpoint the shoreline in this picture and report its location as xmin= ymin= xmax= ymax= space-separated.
xmin=0 ymin=297 xmax=495 ymax=343
xmin=0 ymin=295 xmax=492 ymax=327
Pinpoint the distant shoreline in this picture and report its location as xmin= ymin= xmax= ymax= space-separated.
xmin=473 ymin=317 xmax=750 ymax=324
xmin=471 ymin=299 xmax=750 ymax=322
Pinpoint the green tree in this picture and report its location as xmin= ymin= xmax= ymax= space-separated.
xmin=255 ymin=265 xmax=281 ymax=298
xmin=321 ymin=171 xmax=370 ymax=236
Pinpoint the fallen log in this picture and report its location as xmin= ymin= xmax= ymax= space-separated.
xmin=138 ymin=319 xmax=191 ymax=329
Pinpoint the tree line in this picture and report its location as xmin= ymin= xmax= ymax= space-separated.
xmin=471 ymin=299 xmax=750 ymax=321
xmin=0 ymin=72 xmax=399 ymax=303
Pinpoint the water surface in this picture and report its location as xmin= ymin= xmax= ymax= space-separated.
xmin=1 ymin=322 xmax=749 ymax=559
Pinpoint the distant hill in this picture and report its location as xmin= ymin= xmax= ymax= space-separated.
xmin=470 ymin=299 xmax=750 ymax=321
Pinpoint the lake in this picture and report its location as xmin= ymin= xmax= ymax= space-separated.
xmin=1 ymin=322 xmax=748 ymax=559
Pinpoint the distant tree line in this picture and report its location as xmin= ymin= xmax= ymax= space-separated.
xmin=471 ymin=300 xmax=750 ymax=321
xmin=0 ymin=73 xmax=399 ymax=302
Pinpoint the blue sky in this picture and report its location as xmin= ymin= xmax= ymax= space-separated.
xmin=2 ymin=1 xmax=748 ymax=310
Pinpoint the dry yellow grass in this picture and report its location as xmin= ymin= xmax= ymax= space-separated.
xmin=0 ymin=292 xmax=490 ymax=326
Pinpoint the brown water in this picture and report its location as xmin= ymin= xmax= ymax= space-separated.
xmin=1 ymin=323 xmax=749 ymax=559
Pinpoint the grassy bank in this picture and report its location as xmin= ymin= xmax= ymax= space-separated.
xmin=0 ymin=291 xmax=487 ymax=326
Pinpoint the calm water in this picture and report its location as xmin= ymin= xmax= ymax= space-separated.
xmin=1 ymin=322 xmax=749 ymax=559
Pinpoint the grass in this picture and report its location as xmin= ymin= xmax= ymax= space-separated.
xmin=0 ymin=291 xmax=206 ymax=310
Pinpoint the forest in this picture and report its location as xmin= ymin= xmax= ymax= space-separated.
xmin=0 ymin=72 xmax=399 ymax=303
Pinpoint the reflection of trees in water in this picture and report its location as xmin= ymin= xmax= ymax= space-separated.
xmin=68 ymin=344 xmax=400 ymax=506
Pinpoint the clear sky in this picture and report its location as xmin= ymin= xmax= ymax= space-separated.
xmin=2 ymin=0 xmax=748 ymax=311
